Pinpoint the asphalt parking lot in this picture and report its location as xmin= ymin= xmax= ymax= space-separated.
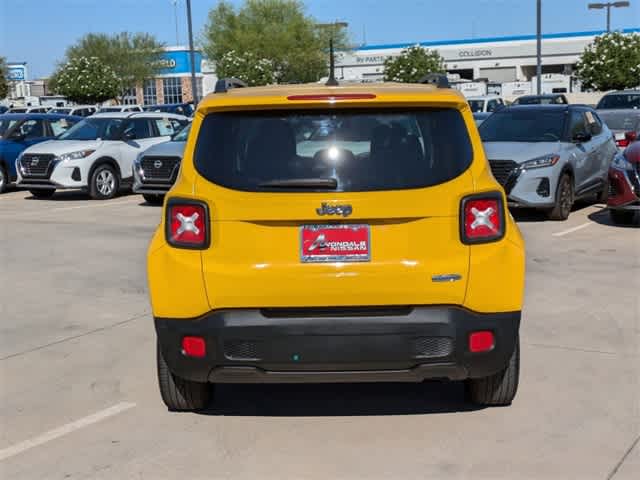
xmin=0 ymin=189 xmax=638 ymax=480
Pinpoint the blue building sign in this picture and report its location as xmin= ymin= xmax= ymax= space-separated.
xmin=8 ymin=63 xmax=27 ymax=81
xmin=158 ymin=50 xmax=202 ymax=75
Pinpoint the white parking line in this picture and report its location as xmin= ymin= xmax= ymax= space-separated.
xmin=0 ymin=197 xmax=139 ymax=218
xmin=0 ymin=402 xmax=136 ymax=461
xmin=552 ymin=222 xmax=592 ymax=237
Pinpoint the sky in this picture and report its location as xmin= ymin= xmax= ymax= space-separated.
xmin=1 ymin=0 xmax=639 ymax=78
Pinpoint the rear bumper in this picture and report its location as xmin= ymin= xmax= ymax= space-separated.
xmin=155 ymin=307 xmax=520 ymax=383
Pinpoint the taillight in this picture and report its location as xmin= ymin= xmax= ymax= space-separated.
xmin=469 ymin=331 xmax=495 ymax=353
xmin=460 ymin=193 xmax=505 ymax=244
xmin=181 ymin=336 xmax=206 ymax=358
xmin=165 ymin=199 xmax=209 ymax=249
xmin=616 ymin=131 xmax=638 ymax=148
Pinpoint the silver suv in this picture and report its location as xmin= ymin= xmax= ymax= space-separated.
xmin=479 ymin=105 xmax=617 ymax=220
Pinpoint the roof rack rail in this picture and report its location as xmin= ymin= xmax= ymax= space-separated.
xmin=419 ymin=73 xmax=450 ymax=89
xmin=214 ymin=78 xmax=248 ymax=94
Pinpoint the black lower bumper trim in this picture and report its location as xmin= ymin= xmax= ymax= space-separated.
xmin=155 ymin=306 xmax=520 ymax=383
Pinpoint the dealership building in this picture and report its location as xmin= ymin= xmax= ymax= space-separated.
xmin=336 ymin=27 xmax=640 ymax=85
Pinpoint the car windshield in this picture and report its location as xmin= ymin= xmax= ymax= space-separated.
xmin=597 ymin=94 xmax=640 ymax=110
xmin=479 ymin=109 xmax=566 ymax=142
xmin=58 ymin=117 xmax=125 ymax=141
xmin=50 ymin=108 xmax=72 ymax=114
xmin=172 ymin=124 xmax=191 ymax=142
xmin=0 ymin=118 xmax=20 ymax=137
xmin=194 ymin=108 xmax=473 ymax=192
xmin=468 ymin=100 xmax=485 ymax=113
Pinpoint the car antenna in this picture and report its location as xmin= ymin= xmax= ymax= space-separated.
xmin=325 ymin=38 xmax=339 ymax=87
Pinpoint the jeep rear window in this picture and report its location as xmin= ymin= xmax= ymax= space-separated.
xmin=194 ymin=109 xmax=472 ymax=192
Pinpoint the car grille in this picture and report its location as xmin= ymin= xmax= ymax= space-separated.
xmin=412 ymin=337 xmax=454 ymax=359
xmin=140 ymin=156 xmax=180 ymax=183
xmin=488 ymin=159 xmax=520 ymax=194
xmin=631 ymin=163 xmax=640 ymax=195
xmin=20 ymin=154 xmax=56 ymax=178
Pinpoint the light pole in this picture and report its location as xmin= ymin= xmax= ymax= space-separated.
xmin=536 ymin=0 xmax=542 ymax=95
xmin=185 ymin=0 xmax=198 ymax=105
xmin=588 ymin=2 xmax=630 ymax=32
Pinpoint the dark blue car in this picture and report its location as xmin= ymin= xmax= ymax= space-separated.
xmin=0 ymin=113 xmax=81 ymax=193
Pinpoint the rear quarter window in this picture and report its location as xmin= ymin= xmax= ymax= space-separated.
xmin=194 ymin=108 xmax=473 ymax=192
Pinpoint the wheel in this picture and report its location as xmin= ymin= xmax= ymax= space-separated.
xmin=143 ymin=193 xmax=165 ymax=205
xmin=609 ymin=209 xmax=636 ymax=225
xmin=547 ymin=174 xmax=573 ymax=221
xmin=157 ymin=342 xmax=212 ymax=411
xmin=89 ymin=164 xmax=119 ymax=200
xmin=595 ymin=184 xmax=609 ymax=204
xmin=29 ymin=189 xmax=55 ymax=199
xmin=0 ymin=164 xmax=8 ymax=194
xmin=466 ymin=337 xmax=520 ymax=406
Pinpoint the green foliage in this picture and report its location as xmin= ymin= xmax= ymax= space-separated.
xmin=383 ymin=45 xmax=445 ymax=83
xmin=217 ymin=50 xmax=276 ymax=86
xmin=0 ymin=57 xmax=8 ymax=99
xmin=202 ymin=0 xmax=349 ymax=84
xmin=50 ymin=57 xmax=120 ymax=104
xmin=576 ymin=32 xmax=640 ymax=91
xmin=63 ymin=32 xmax=164 ymax=101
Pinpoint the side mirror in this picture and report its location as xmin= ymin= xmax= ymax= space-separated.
xmin=10 ymin=131 xmax=26 ymax=142
xmin=122 ymin=128 xmax=135 ymax=141
xmin=573 ymin=132 xmax=591 ymax=143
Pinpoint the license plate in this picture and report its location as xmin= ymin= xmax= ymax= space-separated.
xmin=615 ymin=132 xmax=626 ymax=140
xmin=300 ymin=224 xmax=370 ymax=263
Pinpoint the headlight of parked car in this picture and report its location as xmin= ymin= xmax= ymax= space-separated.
xmin=611 ymin=154 xmax=633 ymax=172
xmin=58 ymin=150 xmax=95 ymax=162
xmin=520 ymin=154 xmax=560 ymax=170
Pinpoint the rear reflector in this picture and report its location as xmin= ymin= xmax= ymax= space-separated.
xmin=165 ymin=199 xmax=209 ymax=249
xmin=469 ymin=331 xmax=495 ymax=353
xmin=460 ymin=192 xmax=505 ymax=244
xmin=182 ymin=336 xmax=206 ymax=358
xmin=287 ymin=94 xmax=376 ymax=101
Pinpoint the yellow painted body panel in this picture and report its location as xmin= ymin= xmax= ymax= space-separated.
xmin=146 ymin=82 xmax=525 ymax=319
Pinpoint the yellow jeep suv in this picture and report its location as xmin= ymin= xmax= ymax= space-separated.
xmin=148 ymin=77 xmax=525 ymax=411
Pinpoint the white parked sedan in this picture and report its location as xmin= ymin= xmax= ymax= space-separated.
xmin=16 ymin=112 xmax=189 ymax=199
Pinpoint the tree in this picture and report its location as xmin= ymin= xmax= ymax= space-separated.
xmin=383 ymin=45 xmax=445 ymax=83
xmin=50 ymin=57 xmax=120 ymax=104
xmin=0 ymin=57 xmax=9 ymax=99
xmin=62 ymin=32 xmax=164 ymax=102
xmin=576 ymin=31 xmax=640 ymax=91
xmin=202 ymin=0 xmax=349 ymax=85
xmin=217 ymin=50 xmax=276 ymax=86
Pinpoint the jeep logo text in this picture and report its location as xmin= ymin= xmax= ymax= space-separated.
xmin=316 ymin=203 xmax=353 ymax=217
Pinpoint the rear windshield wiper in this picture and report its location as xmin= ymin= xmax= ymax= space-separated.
xmin=258 ymin=178 xmax=338 ymax=189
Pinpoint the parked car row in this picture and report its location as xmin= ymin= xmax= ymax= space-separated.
xmin=4 ymin=102 xmax=196 ymax=117
xmin=0 ymin=112 xmax=190 ymax=198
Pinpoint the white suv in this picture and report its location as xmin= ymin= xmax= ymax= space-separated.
xmin=16 ymin=112 xmax=189 ymax=199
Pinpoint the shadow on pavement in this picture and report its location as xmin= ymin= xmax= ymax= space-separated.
xmin=200 ymin=381 xmax=484 ymax=417
xmin=588 ymin=208 xmax=639 ymax=229
xmin=511 ymin=200 xmax=602 ymax=223
xmin=23 ymin=190 xmax=136 ymax=202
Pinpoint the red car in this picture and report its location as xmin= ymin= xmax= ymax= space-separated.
xmin=608 ymin=141 xmax=640 ymax=224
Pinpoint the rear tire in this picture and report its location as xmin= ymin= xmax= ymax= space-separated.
xmin=0 ymin=164 xmax=7 ymax=193
xmin=609 ymin=209 xmax=636 ymax=225
xmin=547 ymin=174 xmax=573 ymax=221
xmin=466 ymin=338 xmax=520 ymax=406
xmin=157 ymin=342 xmax=212 ymax=412
xmin=143 ymin=193 xmax=164 ymax=206
xmin=29 ymin=189 xmax=55 ymax=199
xmin=89 ymin=164 xmax=119 ymax=200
